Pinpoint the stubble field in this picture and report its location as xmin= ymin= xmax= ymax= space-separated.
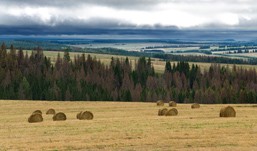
xmin=0 ymin=100 xmax=257 ymax=150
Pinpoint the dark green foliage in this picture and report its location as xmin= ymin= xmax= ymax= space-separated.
xmin=18 ymin=77 xmax=31 ymax=99
xmin=64 ymin=49 xmax=71 ymax=62
xmin=165 ymin=61 xmax=172 ymax=73
xmin=121 ymin=90 xmax=132 ymax=101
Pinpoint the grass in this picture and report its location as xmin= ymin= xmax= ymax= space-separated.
xmin=227 ymin=53 xmax=257 ymax=58
xmin=0 ymin=100 xmax=257 ymax=150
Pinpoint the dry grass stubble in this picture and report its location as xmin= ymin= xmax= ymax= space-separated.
xmin=0 ymin=101 xmax=257 ymax=150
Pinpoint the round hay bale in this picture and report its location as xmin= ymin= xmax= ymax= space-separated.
xmin=169 ymin=101 xmax=177 ymax=107
xmin=79 ymin=111 xmax=94 ymax=120
xmin=32 ymin=110 xmax=42 ymax=115
xmin=158 ymin=108 xmax=168 ymax=116
xmin=191 ymin=103 xmax=200 ymax=109
xmin=156 ymin=100 xmax=164 ymax=106
xmin=28 ymin=113 xmax=43 ymax=123
xmin=220 ymin=106 xmax=236 ymax=117
xmin=165 ymin=108 xmax=178 ymax=116
xmin=53 ymin=112 xmax=67 ymax=121
xmin=76 ymin=111 xmax=83 ymax=119
xmin=46 ymin=108 xmax=55 ymax=115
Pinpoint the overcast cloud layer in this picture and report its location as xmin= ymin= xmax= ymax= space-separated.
xmin=0 ymin=0 xmax=257 ymax=36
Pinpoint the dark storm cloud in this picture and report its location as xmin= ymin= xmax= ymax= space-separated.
xmin=0 ymin=0 xmax=257 ymax=36
xmin=2 ymin=25 xmax=257 ymax=41
xmin=0 ymin=0 xmax=161 ymax=9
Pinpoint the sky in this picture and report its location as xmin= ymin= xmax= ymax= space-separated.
xmin=0 ymin=0 xmax=257 ymax=39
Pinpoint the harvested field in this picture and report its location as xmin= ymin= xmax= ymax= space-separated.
xmin=0 ymin=100 xmax=257 ymax=150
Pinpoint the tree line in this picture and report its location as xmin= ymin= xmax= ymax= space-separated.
xmin=154 ymin=54 xmax=257 ymax=65
xmin=1 ymin=43 xmax=257 ymax=103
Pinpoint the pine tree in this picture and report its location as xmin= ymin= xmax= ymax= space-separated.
xmin=64 ymin=49 xmax=71 ymax=62
xmin=18 ymin=77 xmax=31 ymax=99
xmin=165 ymin=61 xmax=172 ymax=73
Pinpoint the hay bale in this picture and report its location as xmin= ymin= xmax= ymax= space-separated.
xmin=28 ymin=113 xmax=43 ymax=123
xmin=165 ymin=108 xmax=178 ymax=116
xmin=158 ymin=108 xmax=168 ymax=116
xmin=169 ymin=101 xmax=177 ymax=107
xmin=220 ymin=106 xmax=236 ymax=117
xmin=32 ymin=110 xmax=42 ymax=115
xmin=46 ymin=108 xmax=55 ymax=115
xmin=76 ymin=111 xmax=83 ymax=119
xmin=191 ymin=103 xmax=200 ymax=109
xmin=157 ymin=100 xmax=164 ymax=106
xmin=53 ymin=112 xmax=67 ymax=121
xmin=78 ymin=111 xmax=94 ymax=120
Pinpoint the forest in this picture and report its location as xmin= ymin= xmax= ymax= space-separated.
xmin=0 ymin=43 xmax=257 ymax=104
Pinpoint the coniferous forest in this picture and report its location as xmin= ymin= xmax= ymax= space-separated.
xmin=1 ymin=43 xmax=257 ymax=104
